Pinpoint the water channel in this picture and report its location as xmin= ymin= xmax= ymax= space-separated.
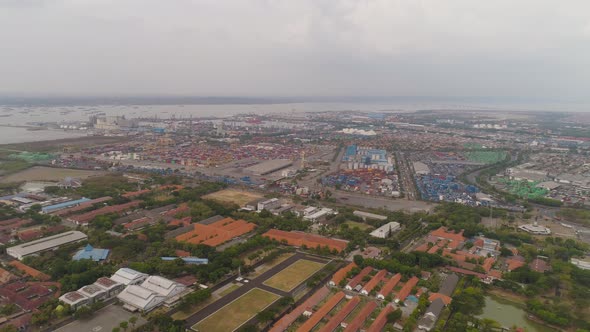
xmin=477 ymin=296 xmax=556 ymax=332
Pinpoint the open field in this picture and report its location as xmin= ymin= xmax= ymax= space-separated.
xmin=218 ymin=283 xmax=241 ymax=297
xmin=0 ymin=166 xmax=104 ymax=183
xmin=192 ymin=288 xmax=280 ymax=332
xmin=0 ymin=136 xmax=127 ymax=153
xmin=202 ymin=189 xmax=263 ymax=207
xmin=263 ymin=259 xmax=325 ymax=292
xmin=343 ymin=220 xmax=374 ymax=231
xmin=248 ymin=252 xmax=295 ymax=278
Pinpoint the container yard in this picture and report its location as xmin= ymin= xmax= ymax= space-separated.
xmin=415 ymin=174 xmax=479 ymax=205
xmin=322 ymin=169 xmax=401 ymax=197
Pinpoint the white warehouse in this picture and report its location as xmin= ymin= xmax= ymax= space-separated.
xmin=369 ymin=222 xmax=401 ymax=238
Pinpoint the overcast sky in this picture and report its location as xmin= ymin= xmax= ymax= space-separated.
xmin=1 ymin=0 xmax=589 ymax=100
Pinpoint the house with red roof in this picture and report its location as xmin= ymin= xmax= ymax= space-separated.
xmin=395 ymin=276 xmax=419 ymax=303
xmin=329 ymin=262 xmax=356 ymax=287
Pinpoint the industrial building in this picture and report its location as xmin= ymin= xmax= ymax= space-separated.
xmin=110 ymin=268 xmax=148 ymax=286
xmin=369 ymin=222 xmax=401 ymax=238
xmin=59 ymin=291 xmax=90 ymax=310
xmin=257 ymin=198 xmax=281 ymax=211
xmin=72 ymin=244 xmax=110 ymax=262
xmin=353 ymin=210 xmax=387 ymax=221
xmin=417 ymin=298 xmax=445 ymax=331
xmin=116 ymin=275 xmax=186 ymax=312
xmin=245 ymin=159 xmax=293 ymax=176
xmin=117 ymin=285 xmax=166 ymax=313
xmin=7 ymin=231 xmax=88 ymax=260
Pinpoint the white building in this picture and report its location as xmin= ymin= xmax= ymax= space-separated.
xmin=94 ymin=277 xmax=124 ymax=297
xmin=140 ymin=276 xmax=186 ymax=299
xmin=78 ymin=284 xmax=107 ymax=304
xmin=353 ymin=211 xmax=387 ymax=221
xmin=303 ymin=208 xmax=335 ymax=222
xmin=7 ymin=231 xmax=88 ymax=260
xmin=369 ymin=222 xmax=401 ymax=238
xmin=117 ymin=285 xmax=166 ymax=313
xmin=257 ymin=198 xmax=281 ymax=211
xmin=111 ymin=268 xmax=149 ymax=286
xmin=518 ymin=222 xmax=551 ymax=235
xmin=59 ymin=291 xmax=90 ymax=310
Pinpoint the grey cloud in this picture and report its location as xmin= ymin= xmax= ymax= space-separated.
xmin=0 ymin=0 xmax=588 ymax=100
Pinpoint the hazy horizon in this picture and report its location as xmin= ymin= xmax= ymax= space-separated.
xmin=1 ymin=1 xmax=589 ymax=102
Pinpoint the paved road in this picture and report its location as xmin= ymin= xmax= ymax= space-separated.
xmin=185 ymin=252 xmax=329 ymax=329
xmin=333 ymin=191 xmax=433 ymax=213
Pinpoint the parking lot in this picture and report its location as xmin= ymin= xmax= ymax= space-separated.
xmin=55 ymin=304 xmax=145 ymax=332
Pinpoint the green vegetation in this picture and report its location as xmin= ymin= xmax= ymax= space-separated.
xmin=557 ymin=208 xmax=590 ymax=226
xmin=464 ymin=150 xmax=507 ymax=164
xmin=193 ymin=288 xmax=280 ymax=332
xmin=262 ymin=259 xmax=324 ymax=292
xmin=497 ymin=178 xmax=548 ymax=199
xmin=8 ymin=151 xmax=55 ymax=162
xmin=0 ymin=160 xmax=30 ymax=174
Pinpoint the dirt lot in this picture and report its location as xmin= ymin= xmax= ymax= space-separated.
xmin=0 ymin=166 xmax=104 ymax=183
xmin=203 ymin=189 xmax=263 ymax=207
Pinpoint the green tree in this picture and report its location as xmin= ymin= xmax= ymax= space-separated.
xmin=119 ymin=321 xmax=128 ymax=331
xmin=129 ymin=316 xmax=138 ymax=328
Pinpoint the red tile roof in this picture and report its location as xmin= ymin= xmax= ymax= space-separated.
xmin=270 ymin=286 xmax=330 ymax=332
xmin=9 ymin=261 xmax=50 ymax=281
xmin=482 ymin=257 xmax=495 ymax=272
xmin=122 ymin=189 xmax=151 ymax=198
xmin=506 ymin=257 xmax=526 ymax=271
xmin=296 ymin=291 xmax=345 ymax=332
xmin=346 ymin=266 xmax=373 ymax=289
xmin=330 ymin=262 xmax=356 ymax=286
xmin=69 ymin=200 xmax=141 ymax=224
xmin=445 ymin=266 xmax=486 ymax=279
xmin=395 ymin=276 xmax=419 ymax=302
xmin=343 ymin=301 xmax=377 ymax=332
xmin=366 ymin=305 xmax=393 ymax=332
xmin=318 ymin=296 xmax=360 ymax=332
xmin=430 ymin=227 xmax=466 ymax=248
xmin=263 ymin=229 xmax=348 ymax=252
xmin=0 ymin=267 xmax=15 ymax=285
xmin=429 ymin=293 xmax=452 ymax=305
xmin=362 ymin=270 xmax=386 ymax=294
xmin=176 ymin=217 xmax=256 ymax=247
xmin=378 ymin=273 xmax=402 ymax=298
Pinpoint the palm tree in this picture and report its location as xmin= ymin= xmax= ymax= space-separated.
xmin=119 ymin=321 xmax=128 ymax=331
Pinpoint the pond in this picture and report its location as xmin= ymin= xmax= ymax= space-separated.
xmin=477 ymin=295 xmax=556 ymax=332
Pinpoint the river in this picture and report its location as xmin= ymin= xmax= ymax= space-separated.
xmin=478 ymin=296 xmax=556 ymax=332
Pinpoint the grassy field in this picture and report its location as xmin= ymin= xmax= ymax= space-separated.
xmin=263 ymin=259 xmax=325 ymax=292
xmin=0 ymin=166 xmax=104 ymax=183
xmin=248 ymin=252 xmax=295 ymax=278
xmin=343 ymin=220 xmax=374 ymax=231
xmin=218 ymin=283 xmax=241 ymax=297
xmin=192 ymin=288 xmax=280 ymax=332
xmin=202 ymin=189 xmax=263 ymax=207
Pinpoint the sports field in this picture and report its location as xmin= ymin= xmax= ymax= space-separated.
xmin=343 ymin=220 xmax=374 ymax=231
xmin=192 ymin=288 xmax=280 ymax=332
xmin=202 ymin=189 xmax=263 ymax=207
xmin=263 ymin=259 xmax=325 ymax=292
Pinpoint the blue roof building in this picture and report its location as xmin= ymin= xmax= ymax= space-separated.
xmin=161 ymin=257 xmax=209 ymax=265
xmin=73 ymin=244 xmax=110 ymax=262
xmin=42 ymin=198 xmax=91 ymax=213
